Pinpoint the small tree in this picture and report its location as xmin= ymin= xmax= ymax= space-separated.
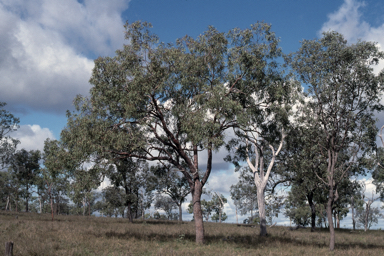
xmin=0 ymin=102 xmax=19 ymax=167
xmin=230 ymin=167 xmax=258 ymax=220
xmin=212 ymin=212 xmax=227 ymax=222
xmin=211 ymin=192 xmax=227 ymax=223
xmin=154 ymin=163 xmax=190 ymax=221
xmin=154 ymin=194 xmax=178 ymax=220
xmin=8 ymin=149 xmax=41 ymax=212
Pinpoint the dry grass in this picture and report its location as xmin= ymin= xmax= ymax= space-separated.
xmin=0 ymin=210 xmax=383 ymax=255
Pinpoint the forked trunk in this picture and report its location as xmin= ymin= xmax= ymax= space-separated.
xmin=192 ymin=181 xmax=204 ymax=244
xmin=257 ymin=186 xmax=267 ymax=236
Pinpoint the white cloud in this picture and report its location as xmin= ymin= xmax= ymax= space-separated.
xmin=320 ymin=0 xmax=384 ymax=141
xmin=319 ymin=0 xmax=384 ymax=74
xmin=11 ymin=124 xmax=55 ymax=151
xmin=319 ymin=0 xmax=368 ymax=42
xmin=0 ymin=0 xmax=129 ymax=114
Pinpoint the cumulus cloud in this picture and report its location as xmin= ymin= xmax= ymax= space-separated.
xmin=319 ymin=0 xmax=384 ymax=72
xmin=11 ymin=124 xmax=55 ymax=151
xmin=320 ymin=0 xmax=384 ymax=138
xmin=0 ymin=0 xmax=130 ymax=114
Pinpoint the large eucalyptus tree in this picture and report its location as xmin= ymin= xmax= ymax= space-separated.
xmin=62 ymin=21 xmax=287 ymax=244
xmin=287 ymin=31 xmax=384 ymax=251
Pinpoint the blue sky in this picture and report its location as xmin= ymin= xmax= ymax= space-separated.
xmin=2 ymin=0 xmax=384 ymax=226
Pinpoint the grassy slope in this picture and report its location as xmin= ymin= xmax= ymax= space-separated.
xmin=0 ymin=211 xmax=383 ymax=255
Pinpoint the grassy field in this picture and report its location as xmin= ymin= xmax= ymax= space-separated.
xmin=0 ymin=211 xmax=383 ymax=255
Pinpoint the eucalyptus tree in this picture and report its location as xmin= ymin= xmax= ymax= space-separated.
xmin=287 ymin=31 xmax=384 ymax=251
xmin=275 ymin=119 xmax=328 ymax=232
xmin=154 ymin=194 xmax=178 ymax=220
xmin=372 ymin=125 xmax=384 ymax=202
xmin=0 ymin=102 xmax=19 ymax=167
xmin=227 ymin=92 xmax=296 ymax=236
xmin=108 ymin=158 xmax=155 ymax=222
xmin=68 ymin=167 xmax=101 ymax=216
xmin=224 ymin=37 xmax=297 ymax=236
xmin=211 ymin=212 xmax=228 ymax=222
xmin=100 ymin=186 xmax=126 ymax=217
xmin=278 ymin=122 xmax=362 ymax=231
xmin=210 ymin=192 xmax=227 ymax=223
xmin=356 ymin=205 xmax=382 ymax=231
xmin=62 ymin=21 xmax=286 ymax=244
xmin=153 ymin=163 xmax=190 ymax=221
xmin=230 ymin=167 xmax=258 ymax=220
xmin=0 ymin=171 xmax=15 ymax=210
xmin=8 ymin=149 xmax=41 ymax=212
xmin=188 ymin=199 xmax=215 ymax=221
xmin=41 ymin=139 xmax=71 ymax=219
xmin=284 ymin=186 xmax=311 ymax=227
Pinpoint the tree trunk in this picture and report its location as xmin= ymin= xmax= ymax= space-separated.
xmin=351 ymin=196 xmax=355 ymax=231
xmin=82 ymin=198 xmax=86 ymax=216
xmin=5 ymin=196 xmax=9 ymax=211
xmin=127 ymin=201 xmax=133 ymax=223
xmin=257 ymin=186 xmax=267 ymax=236
xmin=307 ymin=193 xmax=316 ymax=232
xmin=364 ymin=203 xmax=370 ymax=232
xmin=50 ymin=199 xmax=54 ymax=221
xmin=39 ymin=196 xmax=42 ymax=214
xmin=57 ymin=196 xmax=60 ymax=215
xmin=336 ymin=213 xmax=340 ymax=229
xmin=326 ymin=194 xmax=335 ymax=251
xmin=236 ymin=206 xmax=238 ymax=224
xmin=334 ymin=212 xmax=337 ymax=229
xmin=178 ymin=203 xmax=183 ymax=221
xmin=25 ymin=196 xmax=29 ymax=212
xmin=192 ymin=181 xmax=204 ymax=244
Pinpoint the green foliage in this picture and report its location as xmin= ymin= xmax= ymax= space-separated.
xmin=61 ymin=20 xmax=290 ymax=243
xmin=230 ymin=167 xmax=258 ymax=217
xmin=211 ymin=212 xmax=227 ymax=222
xmin=188 ymin=192 xmax=228 ymax=222
xmin=8 ymin=149 xmax=41 ymax=212
xmin=154 ymin=194 xmax=178 ymax=220
xmin=287 ymin=31 xmax=384 ymax=250
xmin=0 ymin=102 xmax=19 ymax=166
xmin=284 ymin=187 xmax=311 ymax=227
xmin=153 ymin=164 xmax=190 ymax=221
xmin=356 ymin=206 xmax=383 ymax=230
xmin=371 ymin=147 xmax=384 ymax=199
